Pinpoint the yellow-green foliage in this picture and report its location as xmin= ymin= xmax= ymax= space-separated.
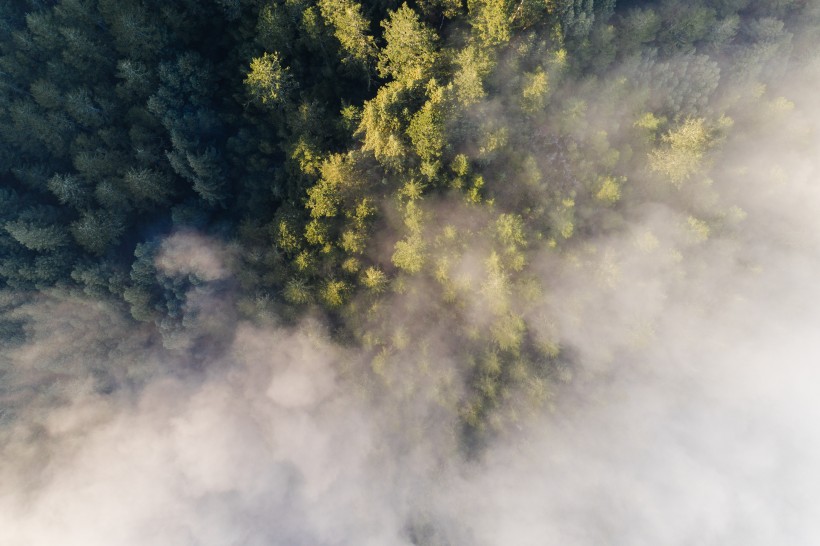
xmin=495 ymin=213 xmax=526 ymax=248
xmin=481 ymin=252 xmax=511 ymax=313
xmin=361 ymin=266 xmax=388 ymax=292
xmin=340 ymin=228 xmax=366 ymax=253
xmin=407 ymin=81 xmax=447 ymax=161
xmin=596 ymin=176 xmax=622 ymax=204
xmin=451 ymin=44 xmax=493 ymax=106
xmin=521 ymin=67 xmax=549 ymax=112
xmin=275 ymin=218 xmax=302 ymax=253
xmin=392 ymin=234 xmax=426 ymax=272
xmin=478 ymin=126 xmax=508 ymax=157
xmin=551 ymin=198 xmax=575 ymax=239
xmin=342 ymin=257 xmax=361 ymax=272
xmin=358 ymin=81 xmax=409 ymax=168
xmin=451 ymin=154 xmax=469 ymax=177
xmin=290 ymin=137 xmax=322 ymax=176
xmin=634 ymin=111 xmax=664 ymax=134
xmin=304 ymin=218 xmax=330 ymax=248
xmin=468 ymin=0 xmax=513 ymax=47
xmin=770 ymin=96 xmax=794 ymax=113
xmin=377 ymin=3 xmax=438 ymax=82
xmin=244 ymin=52 xmax=295 ymax=106
xmin=349 ymin=198 xmax=376 ymax=228
xmin=294 ymin=250 xmax=315 ymax=272
xmin=321 ymin=279 xmax=349 ymax=307
xmin=466 ymin=175 xmax=484 ymax=204
xmin=399 ymin=179 xmax=426 ymax=201
xmin=649 ymin=118 xmax=711 ymax=186
xmin=307 ymin=153 xmax=362 ymax=218
xmin=318 ymin=0 xmax=376 ymax=68
xmin=525 ymin=376 xmax=551 ymax=406
xmin=686 ymin=216 xmax=710 ymax=242
xmin=490 ymin=312 xmax=525 ymax=352
xmin=402 ymin=201 xmax=425 ymax=233
xmin=495 ymin=213 xmax=527 ymax=270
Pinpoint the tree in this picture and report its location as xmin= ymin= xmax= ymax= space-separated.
xmin=5 ymin=220 xmax=68 ymax=252
xmin=318 ymin=0 xmax=377 ymax=71
xmin=124 ymin=168 xmax=173 ymax=206
xmin=245 ymin=52 xmax=297 ymax=107
xmin=407 ymin=81 xmax=447 ymax=162
xmin=649 ymin=117 xmax=711 ymax=186
xmin=377 ymin=4 xmax=438 ymax=83
xmin=48 ymin=174 xmax=92 ymax=209
xmin=71 ymin=209 xmax=125 ymax=255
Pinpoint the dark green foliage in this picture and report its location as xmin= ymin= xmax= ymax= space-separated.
xmin=48 ymin=173 xmax=92 ymax=208
xmin=557 ymin=0 xmax=597 ymax=41
xmin=71 ymin=209 xmax=126 ymax=255
xmin=5 ymin=218 xmax=67 ymax=252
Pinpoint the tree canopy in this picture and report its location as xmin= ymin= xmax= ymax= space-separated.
xmin=0 ymin=0 xmax=817 ymax=449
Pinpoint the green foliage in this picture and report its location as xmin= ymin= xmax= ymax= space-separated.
xmin=124 ymin=168 xmax=173 ymax=205
xmin=361 ymin=266 xmax=387 ymax=292
xmin=407 ymin=82 xmax=447 ymax=161
xmin=318 ymin=0 xmax=377 ymax=70
xmin=468 ymin=0 xmax=515 ymax=47
xmin=392 ymin=234 xmax=426 ymax=273
xmin=321 ymin=279 xmax=348 ymax=307
xmin=649 ymin=118 xmax=712 ymax=185
xmin=0 ymin=0 xmax=813 ymax=447
xmin=557 ymin=0 xmax=596 ymax=41
xmin=5 ymin=220 xmax=67 ymax=252
xmin=595 ymin=175 xmax=622 ymax=204
xmin=377 ymin=4 xmax=438 ymax=82
xmin=520 ymin=68 xmax=550 ymax=112
xmin=245 ymin=52 xmax=297 ymax=107
xmin=284 ymin=278 xmax=314 ymax=304
xmin=307 ymin=153 xmax=363 ymax=218
xmin=48 ymin=174 xmax=91 ymax=208
xmin=71 ymin=210 xmax=125 ymax=255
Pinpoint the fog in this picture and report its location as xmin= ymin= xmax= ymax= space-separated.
xmin=2 ymin=22 xmax=820 ymax=546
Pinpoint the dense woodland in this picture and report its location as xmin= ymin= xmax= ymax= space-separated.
xmin=1 ymin=0 xmax=818 ymax=446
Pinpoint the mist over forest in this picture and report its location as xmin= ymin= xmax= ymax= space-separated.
xmin=1 ymin=0 xmax=819 ymax=543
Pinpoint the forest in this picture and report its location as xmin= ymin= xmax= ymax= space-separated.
xmin=1 ymin=0 xmax=819 ymax=453
xmin=3 ymin=0 xmax=820 ymax=543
